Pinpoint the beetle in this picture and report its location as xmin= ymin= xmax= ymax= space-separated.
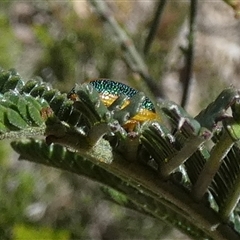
xmin=69 ymin=79 xmax=158 ymax=131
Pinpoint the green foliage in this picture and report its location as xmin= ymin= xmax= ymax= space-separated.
xmin=0 ymin=8 xmax=22 ymax=69
xmin=13 ymin=224 xmax=70 ymax=240
xmin=0 ymin=68 xmax=238 ymax=239
xmin=0 ymin=70 xmax=48 ymax=138
xmin=0 ymin=164 xmax=37 ymax=239
xmin=1 ymin=1 xmax=240 ymax=240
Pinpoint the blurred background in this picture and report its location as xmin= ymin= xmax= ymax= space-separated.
xmin=0 ymin=1 xmax=240 ymax=239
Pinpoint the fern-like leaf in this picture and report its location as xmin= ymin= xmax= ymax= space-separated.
xmin=1 ymin=69 xmax=240 ymax=239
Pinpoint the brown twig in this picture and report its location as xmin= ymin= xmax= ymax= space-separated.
xmin=144 ymin=0 xmax=167 ymax=55
xmin=180 ymin=0 xmax=198 ymax=108
xmin=86 ymin=0 xmax=164 ymax=98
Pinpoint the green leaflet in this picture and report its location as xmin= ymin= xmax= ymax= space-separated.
xmin=27 ymin=82 xmax=51 ymax=97
xmin=6 ymin=108 xmax=29 ymax=130
xmin=20 ymin=79 xmax=41 ymax=94
xmin=0 ymin=69 xmax=24 ymax=93
xmin=17 ymin=97 xmax=30 ymax=122
xmin=2 ymin=75 xmax=24 ymax=93
xmin=0 ymin=103 xmax=28 ymax=131
xmin=24 ymin=96 xmax=47 ymax=126
xmin=0 ymin=70 xmax=11 ymax=91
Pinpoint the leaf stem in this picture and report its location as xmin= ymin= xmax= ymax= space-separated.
xmin=180 ymin=0 xmax=198 ymax=108
xmin=0 ymin=126 xmax=45 ymax=140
